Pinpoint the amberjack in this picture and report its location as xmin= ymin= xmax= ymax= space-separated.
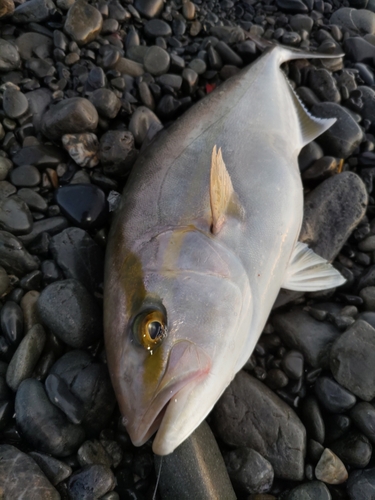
xmin=104 ymin=43 xmax=346 ymax=455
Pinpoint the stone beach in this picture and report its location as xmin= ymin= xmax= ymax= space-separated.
xmin=1 ymin=0 xmax=375 ymax=497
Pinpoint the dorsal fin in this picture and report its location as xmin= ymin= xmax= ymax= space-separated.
xmin=209 ymin=146 xmax=243 ymax=235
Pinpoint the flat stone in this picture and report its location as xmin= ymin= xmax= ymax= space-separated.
xmin=273 ymin=308 xmax=340 ymax=368
xmin=0 ymin=231 xmax=38 ymax=276
xmin=64 ymin=0 xmax=103 ymax=45
xmin=349 ymin=402 xmax=375 ymax=444
xmin=0 ymin=39 xmax=20 ymax=72
xmin=286 ymin=481 xmax=331 ymax=500
xmin=213 ymin=371 xmax=306 ymax=481
xmin=0 ymin=266 xmax=9 ymax=296
xmin=330 ymin=320 xmax=375 ymax=401
xmin=300 ymin=396 xmax=325 ymax=444
xmin=12 ymin=0 xmax=55 ymax=23
xmin=315 ymin=448 xmax=348 ymax=484
xmin=3 ymin=88 xmax=29 ymax=119
xmin=144 ymin=19 xmax=172 ymax=37
xmin=25 ymin=89 xmax=52 ymax=133
xmin=134 ymin=0 xmax=164 ymax=18
xmin=330 ymin=430 xmax=372 ymax=468
xmin=17 ymin=189 xmax=47 ymax=213
xmin=114 ymin=57 xmax=144 ymax=77
xmin=275 ymin=0 xmax=308 ymax=13
xmin=62 ymin=133 xmax=99 ymax=168
xmin=45 ymin=373 xmax=85 ymax=424
xmin=77 ymin=440 xmax=112 ymax=467
xmin=0 ymin=445 xmax=59 ymax=499
xmin=0 ymin=300 xmax=23 ymax=346
xmin=344 ymin=37 xmax=375 ymax=64
xmin=0 ymin=0 xmax=14 ymax=18
xmin=0 ymin=157 xmax=12 ymax=182
xmin=359 ymin=287 xmax=375 ymax=310
xmin=9 ymin=165 xmax=41 ymax=187
xmin=315 ymin=376 xmax=356 ymax=413
xmin=347 ymin=468 xmax=375 ymax=500
xmin=19 ymin=217 xmax=69 ymax=246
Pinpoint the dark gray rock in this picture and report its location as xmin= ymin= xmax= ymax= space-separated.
xmin=129 ymin=106 xmax=162 ymax=146
xmin=281 ymin=350 xmax=304 ymax=379
xmin=41 ymin=97 xmax=99 ymax=141
xmin=330 ymin=320 xmax=375 ymax=401
xmin=12 ymin=144 xmax=65 ymax=168
xmin=273 ymin=308 xmax=340 ymax=368
xmin=0 ymin=39 xmax=20 ymax=72
xmin=88 ymin=89 xmax=121 ymax=119
xmin=286 ymin=481 xmax=331 ymax=500
xmin=67 ymin=464 xmax=115 ymax=499
xmin=144 ymin=45 xmax=170 ymax=76
xmin=0 ymin=267 xmax=9 ymax=296
xmin=77 ymin=440 xmax=112 ymax=467
xmin=3 ymin=88 xmax=29 ymax=119
xmin=154 ymin=421 xmax=236 ymax=500
xmin=45 ymin=373 xmax=85 ymax=424
xmin=10 ymin=165 xmax=41 ymax=187
xmin=0 ymin=445 xmax=59 ymax=499
xmin=29 ymin=451 xmax=72 ymax=485
xmin=359 ymin=287 xmax=375 ymax=310
xmin=19 ymin=217 xmax=69 ymax=246
xmin=301 ymin=396 xmax=325 ymax=444
xmin=134 ymin=0 xmax=164 ymax=18
xmin=99 ymin=130 xmax=137 ymax=175
xmin=350 ymin=402 xmax=375 ymax=444
xmin=38 ymin=279 xmax=102 ymax=348
xmin=330 ymin=430 xmax=372 ymax=468
xmin=298 ymin=141 xmax=324 ymax=172
xmin=12 ymin=0 xmax=55 ymax=23
xmin=224 ymin=447 xmax=274 ymax=494
xmin=330 ymin=8 xmax=375 ymax=35
xmin=15 ymin=32 xmax=52 ymax=60
xmin=345 ymin=37 xmax=375 ymax=64
xmin=290 ymin=14 xmax=313 ymax=32
xmin=144 ymin=19 xmax=172 ymax=37
xmin=347 ymin=468 xmax=375 ymax=500
xmin=357 ymin=86 xmax=375 ymax=123
xmin=0 ymin=231 xmax=38 ymax=276
xmin=0 ymin=196 xmax=33 ymax=235
xmin=6 ymin=324 xmax=46 ymax=391
xmin=0 ymin=157 xmax=12 ymax=181
xmin=0 ymin=300 xmax=23 ymax=346
xmin=17 ymin=189 xmax=47 ymax=213
xmin=25 ymin=89 xmax=52 ymax=133
xmin=64 ymin=0 xmax=103 ymax=45
xmin=210 ymin=25 xmax=245 ymax=43
xmin=311 ymin=103 xmax=363 ymax=158
xmin=308 ymin=69 xmax=341 ymax=103
xmin=315 ymin=448 xmax=348 ymax=484
xmin=15 ymin=378 xmax=85 ymax=457
xmin=213 ymin=371 xmax=305 ymax=480
xmin=315 ymin=376 xmax=356 ymax=413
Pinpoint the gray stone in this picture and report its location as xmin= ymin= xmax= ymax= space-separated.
xmin=308 ymin=69 xmax=341 ymax=103
xmin=347 ymin=468 xmax=375 ymax=500
xmin=12 ymin=0 xmax=55 ymax=23
xmin=357 ymin=86 xmax=375 ymax=123
xmin=330 ymin=8 xmax=375 ymax=35
xmin=0 ymin=266 xmax=9 ymax=296
xmin=330 ymin=320 xmax=375 ymax=401
xmin=67 ymin=465 xmax=115 ymax=499
xmin=114 ymin=57 xmax=144 ymax=77
xmin=17 ymin=189 xmax=47 ymax=213
xmin=3 ymin=88 xmax=29 ymax=119
xmin=29 ymin=451 xmax=72 ymax=486
xmin=350 ymin=402 xmax=375 ymax=444
xmin=330 ymin=430 xmax=372 ymax=468
xmin=64 ymin=0 xmax=103 ymax=45
xmin=15 ymin=33 xmax=52 ymax=60
xmin=315 ymin=448 xmax=348 ymax=484
xmin=88 ymin=89 xmax=121 ymax=119
xmin=359 ymin=287 xmax=375 ymax=310
xmin=315 ymin=376 xmax=356 ymax=413
xmin=0 ymin=231 xmax=38 ymax=276
xmin=25 ymin=88 xmax=52 ymax=133
xmin=213 ymin=371 xmax=306 ymax=481
xmin=0 ymin=39 xmax=20 ymax=72
xmin=0 ymin=157 xmax=12 ymax=181
xmin=0 ymin=196 xmax=33 ymax=235
xmin=286 ymin=481 xmax=331 ymax=500
xmin=144 ymin=45 xmax=170 ymax=76
xmin=99 ymin=130 xmax=137 ymax=175
xmin=129 ymin=106 xmax=162 ymax=146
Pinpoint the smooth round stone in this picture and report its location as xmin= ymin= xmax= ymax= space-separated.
xmin=17 ymin=188 xmax=47 ymax=213
xmin=29 ymin=451 xmax=72 ymax=486
xmin=15 ymin=32 xmax=52 ymax=60
xmin=41 ymin=260 xmax=63 ymax=285
xmin=2 ymin=88 xmax=28 ymax=119
xmin=359 ymin=287 xmax=375 ymax=310
xmin=37 ymin=279 xmax=102 ymax=348
xmin=12 ymin=0 xmax=54 ymax=22
xmin=144 ymin=45 xmax=170 ymax=76
xmin=300 ymin=396 xmax=325 ymax=444
xmin=25 ymin=58 xmax=55 ymax=78
xmin=182 ymin=68 xmax=198 ymax=94
xmin=325 ymin=414 xmax=352 ymax=445
xmin=134 ymin=0 xmax=164 ymax=18
xmin=0 ymin=196 xmax=33 ymax=235
xmin=224 ymin=447 xmax=274 ymax=495
xmin=0 ymin=445 xmax=59 ymax=499
xmin=41 ymin=97 xmax=99 ymax=141
xmin=299 ymin=141 xmax=324 ymax=172
xmin=64 ymin=0 xmax=103 ymax=45
xmin=0 ymin=230 xmax=38 ymax=276
xmin=62 ymin=133 xmax=99 ymax=168
xmin=45 ymin=373 xmax=85 ymax=424
xmin=347 ymin=468 xmax=375 ymax=500
xmin=0 ymin=180 xmax=16 ymax=198
xmin=308 ymin=69 xmax=341 ymax=103
xmin=67 ymin=464 xmax=115 ymax=500
xmin=0 ymin=266 xmax=9 ymax=296
xmin=0 ymin=0 xmax=14 ymax=18
xmin=182 ymin=0 xmax=195 ymax=19
xmin=157 ymin=74 xmax=182 ymax=90
xmin=358 ymin=235 xmax=375 ymax=252
xmin=99 ymin=130 xmax=137 ymax=175
xmin=281 ymin=350 xmax=304 ymax=379
xmin=344 ymin=37 xmax=375 ymax=64
xmin=144 ymin=19 xmax=172 ymax=37
xmin=16 ymin=379 xmax=85 ymax=457
xmin=290 ymin=14 xmax=313 ymax=32
xmin=0 ymin=157 xmax=12 ymax=181
xmin=315 ymin=448 xmax=348 ymax=484
xmin=265 ymin=368 xmax=288 ymax=390
xmin=330 ymin=430 xmax=372 ymax=468
xmin=20 ymin=290 xmax=41 ymax=331
xmin=0 ymin=39 xmax=20 ymax=72
xmin=188 ymin=58 xmax=206 ymax=74
xmin=330 ymin=8 xmax=375 ymax=35
xmin=302 ymin=156 xmax=339 ymax=181
xmin=215 ymin=41 xmax=243 ymax=67
xmin=9 ymin=165 xmax=41 ymax=187
xmin=0 ymin=301 xmax=23 ymax=346
xmin=77 ymin=440 xmax=112 ymax=467
xmin=286 ymin=481 xmax=331 ymax=500
xmin=350 ymin=402 xmax=375 ymax=443
xmin=55 ymin=184 xmax=108 ymax=230
xmin=6 ymin=323 xmax=46 ymax=391
xmin=114 ymin=57 xmax=144 ymax=77
xmin=315 ymin=376 xmax=356 ymax=413
xmin=126 ymin=45 xmax=148 ymax=64
xmin=129 ymin=106 xmax=162 ymax=146
xmin=88 ymin=89 xmax=121 ymax=119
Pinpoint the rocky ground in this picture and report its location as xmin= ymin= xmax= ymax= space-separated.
xmin=0 ymin=0 xmax=375 ymax=498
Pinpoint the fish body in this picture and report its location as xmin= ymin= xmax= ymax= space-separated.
xmin=104 ymin=44 xmax=345 ymax=455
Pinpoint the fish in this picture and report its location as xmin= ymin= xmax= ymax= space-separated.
xmin=104 ymin=42 xmax=346 ymax=456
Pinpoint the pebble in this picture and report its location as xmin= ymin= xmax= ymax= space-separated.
xmin=64 ymin=0 xmax=103 ymax=45
xmin=301 ymin=396 xmax=325 ymax=444
xmin=77 ymin=439 xmax=112 ymax=467
xmin=182 ymin=0 xmax=195 ymax=20
xmin=12 ymin=144 xmax=65 ymax=169
xmin=311 ymin=103 xmax=363 ymax=158
xmin=0 ymin=196 xmax=33 ymax=237
xmin=359 ymin=286 xmax=375 ymax=310
xmin=302 ymin=156 xmax=339 ymax=182
xmin=62 ymin=133 xmax=99 ymax=168
xmin=20 ymin=290 xmax=41 ymax=331
xmin=155 ymin=421 xmax=236 ymax=499
xmin=315 ymin=376 xmax=356 ymax=413
xmin=99 ymin=130 xmax=137 ymax=175
xmin=299 ymin=172 xmax=368 ymax=261
xmin=144 ymin=45 xmax=170 ymax=76
xmin=88 ymin=89 xmax=121 ymax=119
xmin=347 ymin=468 xmax=375 ymax=500
xmin=17 ymin=188 xmax=47 ymax=213
xmin=344 ymin=37 xmax=375 ymax=64
xmin=299 ymin=141 xmax=324 ymax=172
xmin=349 ymin=402 xmax=375 ymax=444
xmin=41 ymin=97 xmax=99 ymax=141
xmin=114 ymin=57 xmax=144 ymax=77
xmin=276 ymin=0 xmax=308 ymax=12
xmin=0 ymin=300 xmax=23 ymax=346
xmin=67 ymin=464 xmax=116 ymax=499
xmin=330 ymin=430 xmax=372 ymax=468
xmin=0 ymin=0 xmax=14 ymax=18
xmin=134 ymin=0 xmax=164 ymax=18
xmin=0 ymin=39 xmax=20 ymax=72
xmin=15 ymin=378 xmax=85 ymax=457
xmin=308 ymin=69 xmax=341 ymax=103
xmin=0 ymin=230 xmax=38 ymax=276
xmin=50 ymin=228 xmax=104 ymax=291
xmin=330 ymin=8 xmax=375 ymax=35
xmin=0 ymin=266 xmax=9 ymax=296
xmin=144 ymin=19 xmax=172 ymax=37
xmin=281 ymin=350 xmax=303 ymax=379
xmin=129 ymin=106 xmax=162 ymax=146
xmin=45 ymin=373 xmax=85 ymax=424
xmin=15 ymin=32 xmax=52 ymax=61
xmin=9 ymin=165 xmax=41 ymax=187
xmin=315 ymin=448 xmax=348 ymax=484
xmin=213 ymin=371 xmax=305 ymax=481
xmin=37 ymin=279 xmax=102 ymax=348
xmin=330 ymin=320 xmax=375 ymax=401
xmin=12 ymin=0 xmax=54 ymax=23
xmin=0 ymin=445 xmax=59 ymax=499
xmin=286 ymin=481 xmax=331 ymax=500
xmin=3 ymin=88 xmax=29 ymax=119
xmin=0 ymin=157 xmax=12 ymax=181
xmin=224 ymin=447 xmax=274 ymax=495
xmin=19 ymin=217 xmax=69 ymax=246
xmin=29 ymin=451 xmax=72 ymax=485
xmin=273 ymin=308 xmax=340 ymax=368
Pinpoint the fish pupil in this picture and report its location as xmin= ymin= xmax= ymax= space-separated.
xmin=148 ymin=321 xmax=162 ymax=340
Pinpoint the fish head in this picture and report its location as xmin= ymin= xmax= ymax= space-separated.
xmin=104 ymin=226 xmax=251 ymax=455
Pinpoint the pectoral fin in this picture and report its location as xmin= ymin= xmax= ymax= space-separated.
xmin=210 ymin=145 xmax=243 ymax=235
xmin=282 ymin=241 xmax=346 ymax=291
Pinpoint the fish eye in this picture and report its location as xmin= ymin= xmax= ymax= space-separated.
xmin=133 ymin=310 xmax=167 ymax=350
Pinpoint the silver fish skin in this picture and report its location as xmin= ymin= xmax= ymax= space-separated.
xmin=104 ymin=44 xmax=345 ymax=455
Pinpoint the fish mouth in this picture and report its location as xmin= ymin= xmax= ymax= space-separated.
xmin=126 ymin=341 xmax=211 ymax=448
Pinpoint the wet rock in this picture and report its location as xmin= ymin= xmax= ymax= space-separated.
xmin=330 ymin=320 xmax=375 ymax=401
xmin=315 ymin=376 xmax=356 ymax=413
xmin=134 ymin=0 xmax=164 ymax=18
xmin=99 ymin=130 xmax=137 ymax=176
xmin=347 ymin=468 xmax=375 ymax=500
xmin=37 ymin=279 xmax=102 ymax=348
xmin=299 ymin=172 xmax=367 ymax=261
xmin=0 ymin=231 xmax=38 ymax=276
xmin=6 ymin=324 xmax=46 ymax=391
xmin=144 ymin=19 xmax=172 ymax=37
xmin=275 ymin=0 xmax=308 ymax=13
xmin=286 ymin=481 xmax=331 ymax=500
xmin=129 ymin=106 xmax=162 ymax=146
xmin=311 ymin=103 xmax=363 ymax=158
xmin=3 ymin=88 xmax=29 ymax=119
xmin=308 ymin=69 xmax=340 ymax=103
xmin=0 ymin=196 xmax=33 ymax=236
xmin=0 ymin=445 xmax=59 ymax=499
xmin=273 ymin=308 xmax=340 ymax=368
xmin=281 ymin=350 xmax=303 ymax=379
xmin=50 ymin=228 xmax=104 ymax=291
xmin=359 ymin=287 xmax=375 ymax=310
xmin=20 ymin=290 xmax=41 ymax=331
xmin=357 ymin=86 xmax=375 ymax=123
xmin=26 ymin=58 xmax=55 ymax=78
xmin=67 ymin=464 xmax=115 ymax=499
xmin=330 ymin=8 xmax=375 ymax=35
xmin=15 ymin=378 xmax=85 ymax=457
xmin=114 ymin=57 xmax=144 ymax=77
xmin=12 ymin=0 xmax=55 ymax=23
xmin=330 ymin=430 xmax=372 ymax=468
xmin=210 ymin=25 xmax=245 ymax=43
xmin=64 ymin=0 xmax=103 ymax=45
xmin=214 ymin=371 xmax=305 ymax=481
xmin=62 ymin=133 xmax=99 ymax=168
xmin=345 ymin=37 xmax=375 ymax=64
xmin=349 ymin=402 xmax=375 ymax=444
xmin=41 ymin=98 xmax=99 ymax=141
xmin=88 ymin=89 xmax=121 ymax=119
xmin=155 ymin=421 xmax=236 ymax=500
xmin=29 ymin=451 xmax=72 ymax=485
xmin=0 ymin=39 xmax=20 ymax=72
xmin=224 ymin=447 xmax=274 ymax=495
xmin=315 ymin=448 xmax=348 ymax=484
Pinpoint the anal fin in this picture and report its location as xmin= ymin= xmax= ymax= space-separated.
xmin=282 ymin=241 xmax=346 ymax=291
